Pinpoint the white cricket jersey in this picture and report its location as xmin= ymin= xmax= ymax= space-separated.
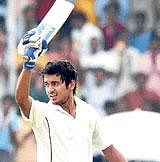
xmin=21 ymin=97 xmax=110 ymax=162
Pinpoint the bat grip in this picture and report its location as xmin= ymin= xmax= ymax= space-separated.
xmin=24 ymin=47 xmax=37 ymax=61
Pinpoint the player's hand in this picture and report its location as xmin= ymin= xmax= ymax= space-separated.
xmin=18 ymin=28 xmax=48 ymax=69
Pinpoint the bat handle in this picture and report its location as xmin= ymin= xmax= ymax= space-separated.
xmin=23 ymin=47 xmax=37 ymax=61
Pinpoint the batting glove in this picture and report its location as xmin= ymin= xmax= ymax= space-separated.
xmin=18 ymin=28 xmax=48 ymax=70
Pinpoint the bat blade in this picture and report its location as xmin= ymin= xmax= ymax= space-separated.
xmin=37 ymin=0 xmax=74 ymax=43
xmin=22 ymin=0 xmax=74 ymax=61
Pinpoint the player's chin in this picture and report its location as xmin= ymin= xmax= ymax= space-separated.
xmin=50 ymin=97 xmax=59 ymax=104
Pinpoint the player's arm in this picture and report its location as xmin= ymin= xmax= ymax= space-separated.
xmin=15 ymin=29 xmax=48 ymax=118
xmin=102 ymin=144 xmax=127 ymax=162
xmin=15 ymin=69 xmax=32 ymax=118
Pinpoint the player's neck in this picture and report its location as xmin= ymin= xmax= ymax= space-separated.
xmin=61 ymin=95 xmax=76 ymax=118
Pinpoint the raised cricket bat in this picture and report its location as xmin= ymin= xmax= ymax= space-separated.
xmin=24 ymin=0 xmax=74 ymax=60
xmin=36 ymin=0 xmax=74 ymax=43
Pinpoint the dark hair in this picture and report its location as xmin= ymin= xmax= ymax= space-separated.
xmin=104 ymin=1 xmax=120 ymax=13
xmin=135 ymin=11 xmax=146 ymax=21
xmin=71 ymin=11 xmax=87 ymax=22
xmin=114 ymin=30 xmax=129 ymax=43
xmin=41 ymin=60 xmax=78 ymax=94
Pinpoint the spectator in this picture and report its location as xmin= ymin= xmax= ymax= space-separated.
xmin=129 ymin=0 xmax=155 ymax=31
xmin=101 ymin=1 xmax=126 ymax=50
xmin=74 ymin=0 xmax=97 ymax=25
xmin=70 ymin=11 xmax=104 ymax=58
xmin=117 ymin=72 xmax=160 ymax=112
xmin=129 ymin=11 xmax=154 ymax=53
xmin=138 ymin=36 xmax=160 ymax=96
xmin=0 ymin=94 xmax=20 ymax=162
xmin=95 ymin=0 xmax=130 ymax=27
xmin=79 ymin=37 xmax=105 ymax=68
xmin=82 ymin=67 xmax=117 ymax=117
xmin=106 ymin=31 xmax=140 ymax=98
xmin=79 ymin=36 xmax=118 ymax=116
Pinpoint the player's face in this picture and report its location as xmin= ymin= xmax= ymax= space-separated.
xmin=43 ymin=74 xmax=75 ymax=105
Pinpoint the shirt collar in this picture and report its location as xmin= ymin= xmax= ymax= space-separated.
xmin=48 ymin=96 xmax=82 ymax=116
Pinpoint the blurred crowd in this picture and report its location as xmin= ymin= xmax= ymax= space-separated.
xmin=0 ymin=0 xmax=160 ymax=162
